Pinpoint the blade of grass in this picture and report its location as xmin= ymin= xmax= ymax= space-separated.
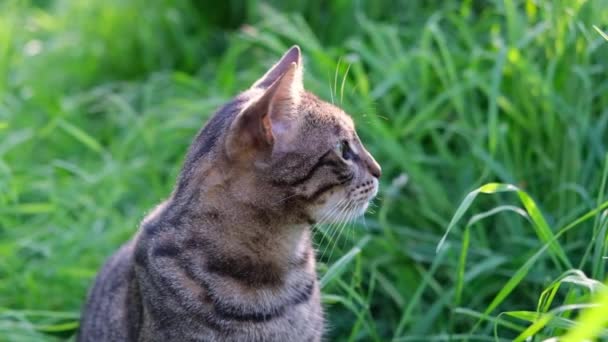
xmin=437 ymin=183 xmax=571 ymax=269
xmin=320 ymin=235 xmax=370 ymax=288
xmin=562 ymin=284 xmax=608 ymax=341
xmin=469 ymin=200 xmax=608 ymax=334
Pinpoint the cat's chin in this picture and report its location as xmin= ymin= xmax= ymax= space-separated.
xmin=309 ymin=199 xmax=372 ymax=225
xmin=353 ymin=201 xmax=371 ymax=217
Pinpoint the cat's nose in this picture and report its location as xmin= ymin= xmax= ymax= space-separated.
xmin=367 ymin=158 xmax=382 ymax=178
xmin=362 ymin=150 xmax=381 ymax=178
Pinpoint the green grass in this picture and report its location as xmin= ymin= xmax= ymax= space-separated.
xmin=1 ymin=0 xmax=608 ymax=340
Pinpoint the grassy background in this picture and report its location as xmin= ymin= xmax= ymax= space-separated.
xmin=1 ymin=0 xmax=608 ymax=340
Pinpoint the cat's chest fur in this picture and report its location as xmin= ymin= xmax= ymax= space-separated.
xmin=129 ymin=204 xmax=324 ymax=342
xmin=135 ymin=256 xmax=323 ymax=342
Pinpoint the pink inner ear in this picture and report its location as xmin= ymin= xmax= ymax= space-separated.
xmin=264 ymin=61 xmax=303 ymax=152
xmin=227 ymin=51 xmax=304 ymax=158
xmin=261 ymin=112 xmax=275 ymax=145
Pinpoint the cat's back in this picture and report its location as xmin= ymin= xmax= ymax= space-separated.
xmin=78 ymin=240 xmax=141 ymax=341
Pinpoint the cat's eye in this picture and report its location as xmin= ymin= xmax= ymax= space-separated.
xmin=337 ymin=140 xmax=354 ymax=160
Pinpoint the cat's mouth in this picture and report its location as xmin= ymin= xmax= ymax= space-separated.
xmin=311 ymin=178 xmax=378 ymax=224
xmin=344 ymin=178 xmax=378 ymax=216
xmin=348 ymin=179 xmax=378 ymax=203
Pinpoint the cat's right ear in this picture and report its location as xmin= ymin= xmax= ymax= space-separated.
xmin=251 ymin=46 xmax=301 ymax=89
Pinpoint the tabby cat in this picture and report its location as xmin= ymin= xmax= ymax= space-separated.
xmin=79 ymin=46 xmax=381 ymax=342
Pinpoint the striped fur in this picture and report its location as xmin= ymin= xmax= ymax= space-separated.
xmin=79 ymin=46 xmax=381 ymax=341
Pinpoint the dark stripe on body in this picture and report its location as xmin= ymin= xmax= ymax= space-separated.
xmin=206 ymin=255 xmax=283 ymax=287
xmin=152 ymin=242 xmax=181 ymax=258
xmin=137 ymin=250 xmax=224 ymax=331
xmin=212 ymin=280 xmax=315 ymax=322
xmin=176 ymin=253 xmax=316 ymax=323
xmin=136 ymin=236 xmax=315 ymax=326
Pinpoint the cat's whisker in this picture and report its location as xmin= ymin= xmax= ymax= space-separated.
xmin=333 ymin=57 xmax=342 ymax=106
xmin=272 ymin=192 xmax=301 ymax=205
xmin=318 ymin=205 xmax=350 ymax=261
xmin=318 ymin=202 xmax=349 ymax=261
xmin=342 ymin=204 xmax=358 ymax=241
xmin=312 ymin=197 xmax=348 ymax=253
xmin=328 ymin=77 xmax=335 ymax=104
xmin=313 ymin=197 xmax=347 ymax=230
xmin=339 ymin=63 xmax=351 ymax=106
xmin=312 ymin=198 xmax=345 ymax=229
xmin=327 ymin=203 xmax=357 ymax=263
xmin=329 ymin=209 xmax=353 ymax=261
xmin=362 ymin=213 xmax=369 ymax=231
xmin=313 ymin=216 xmax=340 ymax=250
xmin=348 ymin=210 xmax=358 ymax=246
xmin=320 ymin=199 xmax=353 ymax=262
xmin=347 ymin=206 xmax=364 ymax=245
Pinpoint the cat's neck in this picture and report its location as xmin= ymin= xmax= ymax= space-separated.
xmin=137 ymin=197 xmax=317 ymax=321
xmin=147 ymin=192 xmax=315 ymax=286
xmin=193 ymin=200 xmax=312 ymax=277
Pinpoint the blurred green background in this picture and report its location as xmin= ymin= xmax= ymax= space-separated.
xmin=1 ymin=0 xmax=608 ymax=341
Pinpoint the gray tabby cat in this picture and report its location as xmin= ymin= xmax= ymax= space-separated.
xmin=79 ymin=46 xmax=381 ymax=342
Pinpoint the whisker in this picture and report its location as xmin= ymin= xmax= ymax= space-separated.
xmin=328 ymin=77 xmax=334 ymax=104
xmin=343 ymin=206 xmax=362 ymax=250
xmin=317 ymin=209 xmax=345 ymax=261
xmin=327 ymin=211 xmax=350 ymax=262
xmin=313 ymin=197 xmax=346 ymax=227
xmin=327 ymin=203 xmax=357 ymax=263
xmin=333 ymin=57 xmax=342 ymax=106
xmin=312 ymin=197 xmax=347 ymax=252
xmin=320 ymin=199 xmax=353 ymax=261
xmin=339 ymin=63 xmax=351 ymax=106
xmin=272 ymin=192 xmax=300 ymax=205
xmin=348 ymin=210 xmax=357 ymax=246
xmin=319 ymin=200 xmax=350 ymax=261
xmin=314 ymin=197 xmax=347 ymax=230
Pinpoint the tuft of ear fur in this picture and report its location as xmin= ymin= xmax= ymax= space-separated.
xmin=226 ymin=55 xmax=304 ymax=162
xmin=252 ymin=46 xmax=303 ymax=90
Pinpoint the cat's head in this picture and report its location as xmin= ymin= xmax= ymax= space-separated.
xmin=179 ymin=46 xmax=380 ymax=225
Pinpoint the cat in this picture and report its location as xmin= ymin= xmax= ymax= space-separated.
xmin=78 ymin=45 xmax=381 ymax=342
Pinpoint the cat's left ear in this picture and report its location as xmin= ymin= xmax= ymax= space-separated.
xmin=225 ymin=59 xmax=303 ymax=162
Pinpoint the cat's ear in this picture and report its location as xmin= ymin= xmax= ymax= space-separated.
xmin=251 ymin=46 xmax=302 ymax=89
xmin=226 ymin=61 xmax=303 ymax=162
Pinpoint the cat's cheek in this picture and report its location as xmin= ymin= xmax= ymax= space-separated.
xmin=308 ymin=190 xmax=347 ymax=223
xmin=370 ymin=178 xmax=379 ymax=198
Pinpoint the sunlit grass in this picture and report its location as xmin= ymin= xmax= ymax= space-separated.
xmin=1 ymin=0 xmax=608 ymax=341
